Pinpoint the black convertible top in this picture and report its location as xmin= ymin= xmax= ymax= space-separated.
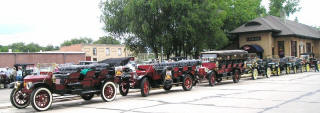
xmin=98 ymin=57 xmax=133 ymax=67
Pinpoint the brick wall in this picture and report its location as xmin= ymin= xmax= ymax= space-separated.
xmin=0 ymin=53 xmax=85 ymax=68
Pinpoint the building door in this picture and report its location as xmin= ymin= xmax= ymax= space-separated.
xmin=86 ymin=56 xmax=91 ymax=61
xmin=278 ymin=41 xmax=285 ymax=58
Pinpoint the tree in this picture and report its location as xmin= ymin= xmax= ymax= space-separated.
xmin=101 ymin=0 xmax=228 ymax=58
xmin=223 ymin=0 xmax=266 ymax=32
xmin=60 ymin=37 xmax=93 ymax=47
xmin=93 ymin=36 xmax=120 ymax=44
xmin=268 ymin=0 xmax=301 ymax=17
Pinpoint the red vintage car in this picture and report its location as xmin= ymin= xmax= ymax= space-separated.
xmin=10 ymin=63 xmax=117 ymax=111
xmin=115 ymin=59 xmax=200 ymax=97
xmin=196 ymin=50 xmax=248 ymax=86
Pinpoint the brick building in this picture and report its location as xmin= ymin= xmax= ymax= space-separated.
xmin=231 ymin=16 xmax=320 ymax=59
xmin=59 ymin=44 xmax=131 ymax=61
xmin=0 ymin=52 xmax=85 ymax=67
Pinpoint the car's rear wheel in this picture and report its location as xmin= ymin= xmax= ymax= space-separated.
xmin=81 ymin=93 xmax=94 ymax=100
xmin=30 ymin=87 xmax=53 ymax=111
xmin=182 ymin=74 xmax=193 ymax=91
xmin=101 ymin=81 xmax=116 ymax=102
xmin=232 ymin=70 xmax=240 ymax=83
xmin=10 ymin=89 xmax=30 ymax=109
xmin=140 ymin=78 xmax=150 ymax=97
xmin=119 ymin=81 xmax=129 ymax=96
xmin=208 ymin=72 xmax=216 ymax=86
xmin=252 ymin=69 xmax=258 ymax=80
xmin=294 ymin=66 xmax=297 ymax=74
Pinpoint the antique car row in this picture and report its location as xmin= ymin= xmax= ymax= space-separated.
xmin=9 ymin=50 xmax=318 ymax=111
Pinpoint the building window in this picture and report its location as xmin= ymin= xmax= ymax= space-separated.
xmin=93 ymin=58 xmax=97 ymax=61
xmin=278 ymin=41 xmax=285 ymax=58
xmin=306 ymin=43 xmax=311 ymax=53
xmin=118 ymin=48 xmax=122 ymax=56
xmin=106 ymin=48 xmax=110 ymax=56
xmin=291 ymin=41 xmax=297 ymax=57
xmin=246 ymin=36 xmax=261 ymax=41
xmin=93 ymin=48 xmax=97 ymax=56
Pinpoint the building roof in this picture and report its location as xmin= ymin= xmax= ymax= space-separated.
xmin=230 ymin=16 xmax=320 ymax=39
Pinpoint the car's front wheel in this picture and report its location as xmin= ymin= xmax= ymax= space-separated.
xmin=80 ymin=93 xmax=94 ymax=100
xmin=10 ymin=88 xmax=30 ymax=109
xmin=30 ymin=87 xmax=53 ymax=111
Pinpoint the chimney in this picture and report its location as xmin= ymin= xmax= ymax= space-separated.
xmin=8 ymin=49 xmax=12 ymax=53
xmin=40 ymin=50 xmax=43 ymax=52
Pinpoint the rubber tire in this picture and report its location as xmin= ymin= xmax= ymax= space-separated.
xmin=119 ymin=81 xmax=129 ymax=96
xmin=208 ymin=73 xmax=216 ymax=86
xmin=252 ymin=69 xmax=258 ymax=80
xmin=163 ymin=85 xmax=172 ymax=91
xmin=286 ymin=67 xmax=290 ymax=74
xmin=140 ymin=78 xmax=150 ymax=97
xmin=232 ymin=70 xmax=240 ymax=83
xmin=10 ymin=89 xmax=30 ymax=109
xmin=182 ymin=74 xmax=193 ymax=91
xmin=80 ymin=93 xmax=94 ymax=100
xmin=30 ymin=87 xmax=53 ymax=111
xmin=101 ymin=81 xmax=117 ymax=102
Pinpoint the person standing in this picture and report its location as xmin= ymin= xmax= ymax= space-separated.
xmin=11 ymin=67 xmax=17 ymax=82
xmin=16 ymin=67 xmax=23 ymax=81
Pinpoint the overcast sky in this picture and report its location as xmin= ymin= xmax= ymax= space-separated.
xmin=0 ymin=0 xmax=319 ymax=46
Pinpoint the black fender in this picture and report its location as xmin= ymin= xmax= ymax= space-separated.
xmin=102 ymin=74 xmax=115 ymax=84
xmin=30 ymin=82 xmax=52 ymax=91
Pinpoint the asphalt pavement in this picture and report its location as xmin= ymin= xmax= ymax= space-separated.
xmin=0 ymin=72 xmax=320 ymax=113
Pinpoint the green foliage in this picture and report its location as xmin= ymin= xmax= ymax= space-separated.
xmin=93 ymin=36 xmax=120 ymax=44
xmin=0 ymin=43 xmax=59 ymax=52
xmin=268 ymin=0 xmax=301 ymax=17
xmin=223 ymin=0 xmax=266 ymax=32
xmin=101 ymin=0 xmax=240 ymax=58
xmin=60 ymin=37 xmax=93 ymax=47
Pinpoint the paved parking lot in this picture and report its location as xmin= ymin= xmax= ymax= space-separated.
xmin=0 ymin=72 xmax=320 ymax=113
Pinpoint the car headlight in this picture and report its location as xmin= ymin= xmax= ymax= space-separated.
xmin=14 ymin=82 xmax=21 ymax=89
xmin=26 ymin=82 xmax=33 ymax=90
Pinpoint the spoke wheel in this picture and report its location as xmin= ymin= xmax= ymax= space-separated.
xmin=182 ymin=74 xmax=193 ymax=91
xmin=208 ymin=72 xmax=216 ymax=86
xmin=286 ymin=67 xmax=290 ymax=74
xmin=294 ymin=66 xmax=297 ymax=74
xmin=101 ymin=82 xmax=116 ymax=102
xmin=266 ymin=68 xmax=271 ymax=78
xmin=119 ymin=81 xmax=129 ymax=96
xmin=31 ymin=87 xmax=53 ymax=111
xmin=232 ymin=70 xmax=240 ymax=83
xmin=140 ymin=78 xmax=150 ymax=97
xmin=252 ymin=69 xmax=258 ymax=80
xmin=277 ymin=67 xmax=281 ymax=76
xmin=307 ymin=65 xmax=310 ymax=72
xmin=10 ymin=89 xmax=30 ymax=109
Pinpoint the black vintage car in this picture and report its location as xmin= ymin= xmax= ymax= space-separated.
xmin=280 ymin=56 xmax=299 ymax=74
xmin=267 ymin=59 xmax=281 ymax=76
xmin=252 ymin=59 xmax=272 ymax=79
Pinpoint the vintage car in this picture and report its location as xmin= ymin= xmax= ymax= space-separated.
xmin=267 ymin=58 xmax=281 ymax=76
xmin=112 ymin=57 xmax=199 ymax=97
xmin=197 ymin=50 xmax=248 ymax=86
xmin=10 ymin=63 xmax=117 ymax=111
xmin=280 ymin=56 xmax=300 ymax=74
xmin=300 ymin=53 xmax=313 ymax=72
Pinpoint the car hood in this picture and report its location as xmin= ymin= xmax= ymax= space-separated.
xmin=24 ymin=75 xmax=51 ymax=82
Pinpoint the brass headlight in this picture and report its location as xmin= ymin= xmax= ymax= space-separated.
xmin=116 ymin=70 xmax=122 ymax=76
xmin=14 ymin=82 xmax=21 ymax=89
xmin=26 ymin=82 xmax=32 ymax=90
